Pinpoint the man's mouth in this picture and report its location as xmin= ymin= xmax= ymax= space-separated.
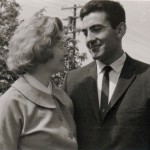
xmin=90 ymin=45 xmax=100 ymax=51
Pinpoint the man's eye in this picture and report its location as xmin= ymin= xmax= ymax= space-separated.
xmin=91 ymin=25 xmax=105 ymax=32
xmin=92 ymin=27 xmax=102 ymax=32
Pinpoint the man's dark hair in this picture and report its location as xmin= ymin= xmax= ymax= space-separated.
xmin=80 ymin=0 xmax=126 ymax=29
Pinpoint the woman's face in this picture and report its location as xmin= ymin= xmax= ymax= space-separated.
xmin=46 ymin=36 xmax=68 ymax=73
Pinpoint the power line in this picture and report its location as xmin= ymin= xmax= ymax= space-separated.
xmin=128 ymin=27 xmax=150 ymax=43
xmin=127 ymin=32 xmax=150 ymax=48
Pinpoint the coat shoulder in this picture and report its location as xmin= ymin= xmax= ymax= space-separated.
xmin=0 ymin=86 xmax=26 ymax=110
xmin=131 ymin=57 xmax=150 ymax=74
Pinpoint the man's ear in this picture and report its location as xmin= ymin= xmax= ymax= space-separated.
xmin=116 ymin=22 xmax=126 ymax=38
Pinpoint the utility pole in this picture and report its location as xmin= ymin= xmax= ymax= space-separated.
xmin=61 ymin=5 xmax=82 ymax=41
xmin=61 ymin=5 xmax=83 ymax=69
xmin=73 ymin=5 xmax=77 ymax=40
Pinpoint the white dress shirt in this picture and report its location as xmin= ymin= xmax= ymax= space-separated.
xmin=96 ymin=53 xmax=126 ymax=108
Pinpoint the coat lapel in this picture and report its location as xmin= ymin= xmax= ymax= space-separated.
xmin=103 ymin=55 xmax=136 ymax=119
xmin=84 ymin=62 xmax=101 ymax=124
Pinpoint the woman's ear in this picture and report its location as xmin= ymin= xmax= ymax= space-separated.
xmin=116 ymin=22 xmax=126 ymax=38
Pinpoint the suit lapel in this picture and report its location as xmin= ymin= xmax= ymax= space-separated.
xmin=84 ymin=62 xmax=101 ymax=124
xmin=103 ymin=55 xmax=136 ymax=119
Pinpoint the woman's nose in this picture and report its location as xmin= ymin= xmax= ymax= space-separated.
xmin=64 ymin=47 xmax=69 ymax=57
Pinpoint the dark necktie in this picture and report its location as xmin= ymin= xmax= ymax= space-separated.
xmin=101 ymin=66 xmax=112 ymax=118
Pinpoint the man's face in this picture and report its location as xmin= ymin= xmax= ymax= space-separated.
xmin=82 ymin=11 xmax=123 ymax=64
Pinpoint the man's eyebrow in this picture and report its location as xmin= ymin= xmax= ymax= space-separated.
xmin=89 ymin=24 xmax=105 ymax=30
xmin=81 ymin=24 xmax=105 ymax=32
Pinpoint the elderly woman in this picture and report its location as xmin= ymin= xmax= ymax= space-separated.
xmin=0 ymin=15 xmax=77 ymax=150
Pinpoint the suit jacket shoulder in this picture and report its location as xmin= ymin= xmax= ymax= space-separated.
xmin=62 ymin=61 xmax=97 ymax=93
xmin=67 ymin=61 xmax=96 ymax=82
xmin=124 ymin=55 xmax=150 ymax=78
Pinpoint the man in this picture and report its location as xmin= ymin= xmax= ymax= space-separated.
xmin=62 ymin=0 xmax=150 ymax=150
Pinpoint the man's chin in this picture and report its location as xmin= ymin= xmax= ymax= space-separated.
xmin=92 ymin=56 xmax=101 ymax=60
xmin=93 ymin=56 xmax=106 ymax=63
xmin=91 ymin=52 xmax=102 ymax=60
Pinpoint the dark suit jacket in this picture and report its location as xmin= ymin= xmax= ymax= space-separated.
xmin=62 ymin=55 xmax=150 ymax=150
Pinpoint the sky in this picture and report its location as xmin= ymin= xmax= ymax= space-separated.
xmin=15 ymin=0 xmax=150 ymax=66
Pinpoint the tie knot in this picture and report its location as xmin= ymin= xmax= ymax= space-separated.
xmin=103 ymin=66 xmax=112 ymax=73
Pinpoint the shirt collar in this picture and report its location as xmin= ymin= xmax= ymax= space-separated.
xmin=96 ymin=52 xmax=126 ymax=74
xmin=23 ymin=73 xmax=52 ymax=94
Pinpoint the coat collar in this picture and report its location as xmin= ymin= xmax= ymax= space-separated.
xmin=96 ymin=52 xmax=126 ymax=74
xmin=12 ymin=77 xmax=70 ymax=109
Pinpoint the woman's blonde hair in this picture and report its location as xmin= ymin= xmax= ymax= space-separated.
xmin=7 ymin=16 xmax=63 ymax=73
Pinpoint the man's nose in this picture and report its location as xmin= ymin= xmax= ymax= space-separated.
xmin=86 ymin=32 xmax=96 ymax=48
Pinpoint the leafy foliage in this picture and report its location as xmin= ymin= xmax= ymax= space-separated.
xmin=0 ymin=0 xmax=21 ymax=95
xmin=0 ymin=6 xmax=87 ymax=95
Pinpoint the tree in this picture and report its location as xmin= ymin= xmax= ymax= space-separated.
xmin=0 ymin=0 xmax=21 ymax=95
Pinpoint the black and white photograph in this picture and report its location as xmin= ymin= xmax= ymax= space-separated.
xmin=0 ymin=0 xmax=150 ymax=150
